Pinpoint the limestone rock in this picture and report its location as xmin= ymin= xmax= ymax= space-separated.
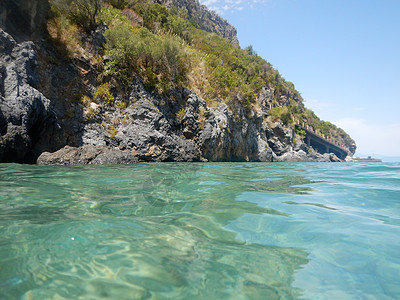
xmin=0 ymin=29 xmax=60 ymax=163
xmin=79 ymin=82 xmax=203 ymax=162
xmin=0 ymin=0 xmax=50 ymax=42
xmin=37 ymin=145 xmax=138 ymax=165
xmin=156 ymin=0 xmax=239 ymax=46
xmin=266 ymin=122 xmax=293 ymax=156
xmin=273 ymin=150 xmax=340 ymax=162
xmin=274 ymin=150 xmax=309 ymax=162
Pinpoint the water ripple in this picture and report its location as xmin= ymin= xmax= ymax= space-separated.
xmin=0 ymin=162 xmax=399 ymax=299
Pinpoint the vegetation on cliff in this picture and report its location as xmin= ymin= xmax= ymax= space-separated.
xmin=47 ymin=0 xmax=355 ymax=151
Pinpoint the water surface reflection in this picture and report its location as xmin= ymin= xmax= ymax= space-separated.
xmin=0 ymin=163 xmax=311 ymax=299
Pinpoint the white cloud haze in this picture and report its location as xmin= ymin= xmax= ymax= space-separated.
xmin=334 ymin=118 xmax=400 ymax=157
xmin=200 ymin=0 xmax=268 ymax=14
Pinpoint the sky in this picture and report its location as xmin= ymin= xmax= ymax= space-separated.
xmin=199 ymin=0 xmax=400 ymax=159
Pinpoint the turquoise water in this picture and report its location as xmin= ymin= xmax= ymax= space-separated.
xmin=0 ymin=162 xmax=399 ymax=299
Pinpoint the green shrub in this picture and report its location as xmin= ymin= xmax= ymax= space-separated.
xmin=80 ymin=95 xmax=92 ymax=106
xmin=139 ymin=3 xmax=169 ymax=32
xmin=98 ymin=5 xmax=129 ymax=26
xmin=94 ymin=83 xmax=114 ymax=104
xmin=269 ymin=106 xmax=292 ymax=125
xmin=108 ymin=0 xmax=128 ymax=9
xmin=108 ymin=126 xmax=118 ymax=137
xmin=50 ymin=0 xmax=102 ymax=32
xmin=295 ymin=128 xmax=306 ymax=140
xmin=104 ymin=24 xmax=188 ymax=92
xmin=164 ymin=15 xmax=191 ymax=41
xmin=176 ymin=108 xmax=185 ymax=123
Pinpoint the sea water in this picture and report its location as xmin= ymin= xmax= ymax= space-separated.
xmin=0 ymin=162 xmax=399 ymax=299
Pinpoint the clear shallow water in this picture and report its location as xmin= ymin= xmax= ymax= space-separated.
xmin=0 ymin=162 xmax=399 ymax=299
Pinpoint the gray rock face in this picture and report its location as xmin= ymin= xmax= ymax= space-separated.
xmin=197 ymin=6 xmax=239 ymax=46
xmin=273 ymin=150 xmax=340 ymax=162
xmin=36 ymin=76 xmax=343 ymax=164
xmin=0 ymin=2 xmax=347 ymax=165
xmin=77 ymin=81 xmax=203 ymax=162
xmin=266 ymin=122 xmax=293 ymax=156
xmin=37 ymin=145 xmax=137 ymax=165
xmin=0 ymin=29 xmax=60 ymax=163
xmin=156 ymin=0 xmax=239 ymax=46
xmin=198 ymin=103 xmax=268 ymax=161
xmin=0 ymin=0 xmax=50 ymax=42
xmin=86 ymin=22 xmax=109 ymax=51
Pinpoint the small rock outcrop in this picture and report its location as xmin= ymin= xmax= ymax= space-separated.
xmin=37 ymin=145 xmax=137 ymax=165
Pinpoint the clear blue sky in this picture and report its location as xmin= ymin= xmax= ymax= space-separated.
xmin=199 ymin=0 xmax=400 ymax=159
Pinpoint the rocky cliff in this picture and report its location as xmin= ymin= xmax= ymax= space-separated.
xmin=155 ymin=0 xmax=239 ymax=46
xmin=0 ymin=29 xmax=63 ymax=163
xmin=0 ymin=0 xmax=354 ymax=165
